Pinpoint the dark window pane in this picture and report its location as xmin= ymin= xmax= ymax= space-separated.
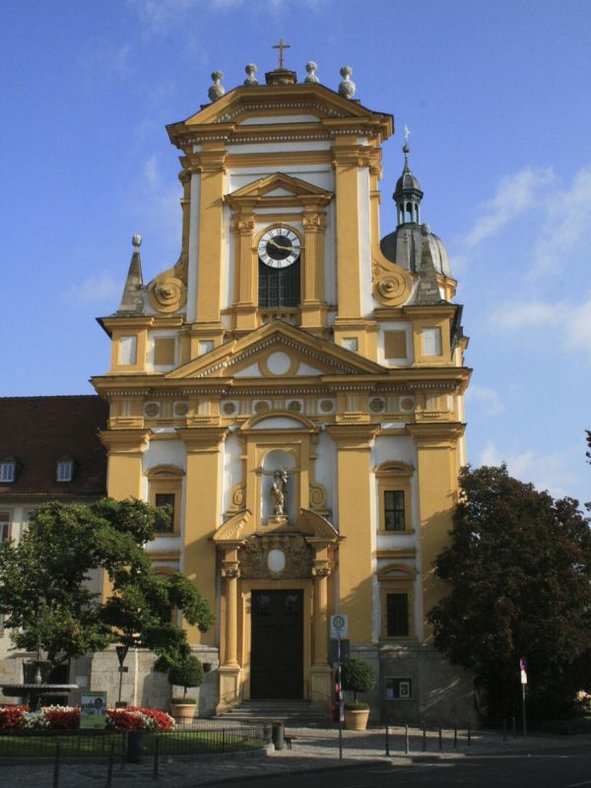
xmin=155 ymin=493 xmax=175 ymax=531
xmin=384 ymin=490 xmax=405 ymax=530
xmin=387 ymin=592 xmax=409 ymax=637
xmin=259 ymin=260 xmax=300 ymax=307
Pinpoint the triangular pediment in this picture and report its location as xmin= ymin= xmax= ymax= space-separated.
xmin=166 ymin=321 xmax=384 ymax=381
xmin=226 ymin=172 xmax=331 ymax=205
xmin=167 ymin=83 xmax=393 ymax=147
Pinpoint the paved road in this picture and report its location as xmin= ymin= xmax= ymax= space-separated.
xmin=218 ymin=753 xmax=591 ymax=787
xmin=1 ymin=726 xmax=591 ymax=787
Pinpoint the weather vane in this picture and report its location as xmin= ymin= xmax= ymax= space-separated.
xmin=272 ymin=37 xmax=290 ymax=70
xmin=404 ymin=125 xmax=411 ymax=143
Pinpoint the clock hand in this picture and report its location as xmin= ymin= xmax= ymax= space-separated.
xmin=267 ymin=238 xmax=298 ymax=252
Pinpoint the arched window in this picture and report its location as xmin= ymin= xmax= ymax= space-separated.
xmin=375 ymin=462 xmax=414 ymax=532
xmin=258 ymin=259 xmax=300 ymax=307
xmin=146 ymin=465 xmax=185 ymax=534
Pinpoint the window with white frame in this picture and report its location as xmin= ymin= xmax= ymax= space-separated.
xmin=56 ymin=456 xmax=75 ymax=482
xmin=0 ymin=458 xmax=16 ymax=483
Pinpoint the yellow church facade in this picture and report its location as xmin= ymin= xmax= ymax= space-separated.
xmin=92 ymin=58 xmax=472 ymax=722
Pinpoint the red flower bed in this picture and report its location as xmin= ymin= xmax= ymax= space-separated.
xmin=43 ymin=706 xmax=80 ymax=729
xmin=106 ymin=706 xmax=174 ymax=732
xmin=0 ymin=706 xmax=29 ymax=729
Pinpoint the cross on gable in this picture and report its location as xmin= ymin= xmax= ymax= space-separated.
xmin=272 ymin=37 xmax=290 ymax=70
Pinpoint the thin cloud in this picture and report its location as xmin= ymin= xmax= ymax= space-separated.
xmin=65 ymin=275 xmax=122 ymax=305
xmin=477 ymin=441 xmax=582 ymax=502
xmin=489 ymin=293 xmax=591 ymax=362
xmin=465 ymin=384 xmax=504 ymax=416
xmin=129 ymin=0 xmax=326 ymax=32
xmin=533 ymin=166 xmax=591 ymax=274
xmin=459 ymin=167 xmax=555 ymax=249
xmin=128 ymin=0 xmax=245 ymax=31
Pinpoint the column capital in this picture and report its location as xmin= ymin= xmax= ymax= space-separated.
xmin=325 ymin=423 xmax=377 ymax=449
xmin=178 ymin=427 xmax=227 ymax=453
xmin=406 ymin=421 xmax=465 ymax=448
xmin=98 ymin=429 xmax=150 ymax=455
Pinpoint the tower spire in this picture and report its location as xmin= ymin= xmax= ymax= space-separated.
xmin=117 ymin=235 xmax=145 ymax=314
xmin=393 ymin=133 xmax=423 ymax=226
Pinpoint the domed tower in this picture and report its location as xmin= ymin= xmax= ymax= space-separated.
xmin=395 ymin=141 xmax=423 ymax=225
xmin=380 ymin=142 xmax=454 ymax=304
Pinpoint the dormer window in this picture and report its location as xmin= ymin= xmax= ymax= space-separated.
xmin=0 ymin=457 xmax=16 ymax=483
xmin=56 ymin=456 xmax=75 ymax=483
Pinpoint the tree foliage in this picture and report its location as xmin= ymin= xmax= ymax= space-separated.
xmin=168 ymin=654 xmax=204 ymax=699
xmin=341 ymin=658 xmax=375 ymax=702
xmin=428 ymin=465 xmax=591 ymax=720
xmin=0 ymin=499 xmax=213 ymax=669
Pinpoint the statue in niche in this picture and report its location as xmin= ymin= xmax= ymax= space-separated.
xmin=271 ymin=470 xmax=288 ymax=515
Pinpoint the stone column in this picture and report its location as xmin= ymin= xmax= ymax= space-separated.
xmin=300 ymin=208 xmax=329 ymax=331
xmin=407 ymin=422 xmax=464 ymax=643
xmin=218 ymin=547 xmax=242 ymax=711
xmin=193 ymin=144 xmax=227 ymax=330
xmin=309 ymin=544 xmax=335 ymax=704
xmin=327 ymin=424 xmax=376 ymax=643
xmin=232 ymin=211 xmax=257 ymax=331
xmin=178 ymin=427 xmax=226 ymax=647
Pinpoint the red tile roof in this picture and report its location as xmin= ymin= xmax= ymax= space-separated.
xmin=0 ymin=396 xmax=108 ymax=500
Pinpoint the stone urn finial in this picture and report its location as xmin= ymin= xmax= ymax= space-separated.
xmin=132 ymin=234 xmax=142 ymax=248
xmin=208 ymin=71 xmax=225 ymax=102
xmin=304 ymin=61 xmax=319 ymax=83
xmin=244 ymin=63 xmax=259 ymax=86
xmin=338 ymin=65 xmax=356 ymax=99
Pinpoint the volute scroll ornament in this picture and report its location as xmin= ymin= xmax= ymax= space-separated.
xmin=371 ymin=256 xmax=413 ymax=307
xmin=148 ymin=275 xmax=187 ymax=313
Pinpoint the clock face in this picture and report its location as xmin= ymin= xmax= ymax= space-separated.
xmin=258 ymin=228 xmax=301 ymax=268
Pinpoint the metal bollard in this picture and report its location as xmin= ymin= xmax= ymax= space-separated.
xmin=467 ymin=724 xmax=471 ymax=747
xmin=126 ymin=729 xmax=144 ymax=763
xmin=105 ymin=742 xmax=115 ymax=788
xmin=153 ymin=736 xmax=160 ymax=779
xmin=405 ymin=724 xmax=409 ymax=754
xmin=385 ymin=725 xmax=391 ymax=756
xmin=454 ymin=725 xmax=457 ymax=748
xmin=422 ymin=726 xmax=426 ymax=751
xmin=503 ymin=719 xmax=507 ymax=741
xmin=438 ymin=726 xmax=442 ymax=750
xmin=272 ymin=721 xmax=285 ymax=751
xmin=52 ymin=742 xmax=61 ymax=788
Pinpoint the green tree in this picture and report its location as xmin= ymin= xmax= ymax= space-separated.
xmin=0 ymin=499 xmax=213 ymax=670
xmin=428 ymin=465 xmax=591 ymax=721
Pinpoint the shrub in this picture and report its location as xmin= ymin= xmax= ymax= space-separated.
xmin=168 ymin=654 xmax=204 ymax=700
xmin=341 ymin=658 xmax=375 ymax=703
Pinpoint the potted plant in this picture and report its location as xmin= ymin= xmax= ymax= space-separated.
xmin=341 ymin=657 xmax=375 ymax=730
xmin=168 ymin=654 xmax=204 ymax=721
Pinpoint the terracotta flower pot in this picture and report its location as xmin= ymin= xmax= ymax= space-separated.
xmin=344 ymin=707 xmax=370 ymax=730
xmin=170 ymin=702 xmax=196 ymax=721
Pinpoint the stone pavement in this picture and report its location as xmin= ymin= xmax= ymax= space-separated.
xmin=0 ymin=724 xmax=589 ymax=787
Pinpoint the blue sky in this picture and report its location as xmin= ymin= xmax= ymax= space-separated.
xmin=1 ymin=0 xmax=590 ymax=506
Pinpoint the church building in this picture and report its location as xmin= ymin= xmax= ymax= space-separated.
xmin=92 ymin=50 xmax=472 ymax=722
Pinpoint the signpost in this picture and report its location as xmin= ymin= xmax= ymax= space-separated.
xmin=116 ymin=645 xmax=129 ymax=707
xmin=330 ymin=614 xmax=348 ymax=761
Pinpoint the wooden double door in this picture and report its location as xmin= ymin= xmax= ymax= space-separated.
xmin=250 ymin=589 xmax=304 ymax=699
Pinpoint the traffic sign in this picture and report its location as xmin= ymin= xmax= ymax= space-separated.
xmin=330 ymin=614 xmax=348 ymax=639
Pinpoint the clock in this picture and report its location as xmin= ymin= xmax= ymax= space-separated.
xmin=258 ymin=228 xmax=301 ymax=268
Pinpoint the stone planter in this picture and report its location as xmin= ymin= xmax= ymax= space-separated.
xmin=344 ymin=707 xmax=370 ymax=730
xmin=170 ymin=702 xmax=196 ymax=721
